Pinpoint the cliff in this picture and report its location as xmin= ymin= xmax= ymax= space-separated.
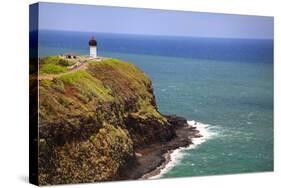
xmin=38 ymin=56 xmax=177 ymax=185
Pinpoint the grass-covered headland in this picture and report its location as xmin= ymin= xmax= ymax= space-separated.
xmin=38 ymin=56 xmax=199 ymax=185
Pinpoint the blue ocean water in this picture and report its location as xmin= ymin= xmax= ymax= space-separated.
xmin=37 ymin=30 xmax=273 ymax=177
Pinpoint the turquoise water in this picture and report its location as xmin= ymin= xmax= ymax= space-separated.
xmin=37 ymin=31 xmax=273 ymax=178
xmin=101 ymin=51 xmax=274 ymax=177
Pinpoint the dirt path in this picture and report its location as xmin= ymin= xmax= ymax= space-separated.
xmin=39 ymin=61 xmax=88 ymax=81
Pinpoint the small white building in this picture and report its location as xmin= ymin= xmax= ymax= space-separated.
xmin=89 ymin=37 xmax=97 ymax=58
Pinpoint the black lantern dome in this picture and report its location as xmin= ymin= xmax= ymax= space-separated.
xmin=89 ymin=37 xmax=97 ymax=46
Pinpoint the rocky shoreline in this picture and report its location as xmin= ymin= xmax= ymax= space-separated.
xmin=116 ymin=115 xmax=202 ymax=180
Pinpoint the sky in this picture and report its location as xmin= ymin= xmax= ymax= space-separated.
xmin=36 ymin=2 xmax=274 ymax=39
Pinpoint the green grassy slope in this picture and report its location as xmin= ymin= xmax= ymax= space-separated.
xmin=38 ymin=56 xmax=174 ymax=185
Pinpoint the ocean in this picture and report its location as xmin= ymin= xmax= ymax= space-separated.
xmin=37 ymin=30 xmax=274 ymax=177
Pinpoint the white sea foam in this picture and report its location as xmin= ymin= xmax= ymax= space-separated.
xmin=149 ymin=120 xmax=217 ymax=179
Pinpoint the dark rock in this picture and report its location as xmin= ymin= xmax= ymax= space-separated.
xmin=164 ymin=115 xmax=188 ymax=128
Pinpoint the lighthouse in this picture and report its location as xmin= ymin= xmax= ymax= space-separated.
xmin=89 ymin=37 xmax=97 ymax=58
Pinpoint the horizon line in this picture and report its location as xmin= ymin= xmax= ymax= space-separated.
xmin=32 ymin=29 xmax=274 ymax=40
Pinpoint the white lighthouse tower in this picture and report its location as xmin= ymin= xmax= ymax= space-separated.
xmin=89 ymin=37 xmax=97 ymax=58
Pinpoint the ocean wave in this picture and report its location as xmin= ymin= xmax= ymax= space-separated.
xmin=149 ymin=120 xmax=218 ymax=179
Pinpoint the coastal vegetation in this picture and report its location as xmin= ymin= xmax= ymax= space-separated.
xmin=39 ymin=56 xmax=74 ymax=74
xmin=38 ymin=56 xmax=177 ymax=185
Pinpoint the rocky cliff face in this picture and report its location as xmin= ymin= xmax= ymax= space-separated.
xmin=38 ymin=57 xmax=176 ymax=185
